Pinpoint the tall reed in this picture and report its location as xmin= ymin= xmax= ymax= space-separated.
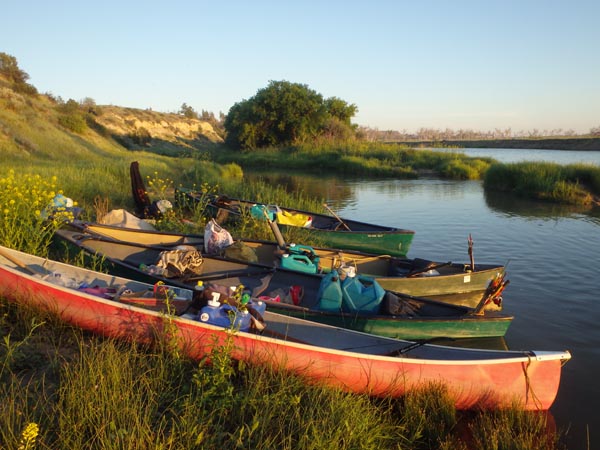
xmin=210 ymin=142 xmax=494 ymax=180
xmin=484 ymin=161 xmax=600 ymax=205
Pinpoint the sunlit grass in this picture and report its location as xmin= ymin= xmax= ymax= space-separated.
xmin=484 ymin=161 xmax=600 ymax=205
xmin=209 ymin=142 xmax=494 ymax=180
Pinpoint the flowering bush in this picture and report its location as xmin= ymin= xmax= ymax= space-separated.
xmin=0 ymin=169 xmax=74 ymax=255
xmin=145 ymin=171 xmax=172 ymax=200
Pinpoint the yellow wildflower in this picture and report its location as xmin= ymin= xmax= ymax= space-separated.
xmin=18 ymin=422 xmax=39 ymax=450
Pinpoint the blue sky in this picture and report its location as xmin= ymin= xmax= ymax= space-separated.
xmin=3 ymin=0 xmax=599 ymax=133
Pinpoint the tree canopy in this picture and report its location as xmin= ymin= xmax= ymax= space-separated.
xmin=0 ymin=52 xmax=38 ymax=95
xmin=224 ymin=80 xmax=357 ymax=149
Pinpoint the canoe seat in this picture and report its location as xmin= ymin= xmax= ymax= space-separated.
xmin=388 ymin=261 xmax=412 ymax=277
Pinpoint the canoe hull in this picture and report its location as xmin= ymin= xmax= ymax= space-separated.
xmin=0 ymin=245 xmax=569 ymax=411
xmin=263 ymin=302 xmax=512 ymax=340
xmin=277 ymin=223 xmax=414 ymax=257
xmin=54 ymin=228 xmax=513 ymax=340
xmin=179 ymin=188 xmax=416 ymax=257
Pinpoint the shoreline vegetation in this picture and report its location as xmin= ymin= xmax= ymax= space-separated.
xmin=389 ymin=137 xmax=600 ymax=151
xmin=207 ymin=143 xmax=600 ymax=207
xmin=2 ymin=53 xmax=599 ymax=207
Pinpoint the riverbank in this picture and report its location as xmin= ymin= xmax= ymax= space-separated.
xmin=397 ymin=137 xmax=600 ymax=151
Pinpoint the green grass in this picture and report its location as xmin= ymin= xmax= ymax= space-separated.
xmin=209 ymin=141 xmax=495 ymax=180
xmin=484 ymin=161 xmax=600 ymax=205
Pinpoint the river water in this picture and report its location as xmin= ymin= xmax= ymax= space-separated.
xmin=248 ymin=148 xmax=600 ymax=449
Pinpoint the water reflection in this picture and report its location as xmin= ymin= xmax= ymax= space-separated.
xmin=250 ymin=170 xmax=600 ymax=225
xmin=244 ymin=171 xmax=355 ymax=205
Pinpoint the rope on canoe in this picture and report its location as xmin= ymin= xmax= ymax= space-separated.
xmin=521 ymin=354 xmax=543 ymax=410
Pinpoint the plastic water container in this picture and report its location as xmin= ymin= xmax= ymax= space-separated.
xmin=341 ymin=275 xmax=385 ymax=314
xmin=315 ymin=270 xmax=343 ymax=311
xmin=248 ymin=299 xmax=267 ymax=316
xmin=288 ymin=243 xmax=317 ymax=257
xmin=250 ymin=204 xmax=278 ymax=221
xmin=234 ymin=309 xmax=251 ymax=331
xmin=198 ymin=293 xmax=251 ymax=331
xmin=288 ymin=243 xmax=320 ymax=265
xmin=280 ymin=253 xmax=318 ymax=274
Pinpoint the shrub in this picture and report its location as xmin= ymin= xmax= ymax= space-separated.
xmin=58 ymin=113 xmax=87 ymax=134
xmin=0 ymin=170 xmax=75 ymax=255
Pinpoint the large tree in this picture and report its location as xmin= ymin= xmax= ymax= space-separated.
xmin=224 ymin=80 xmax=357 ymax=149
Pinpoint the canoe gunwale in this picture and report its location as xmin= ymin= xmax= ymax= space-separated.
xmin=0 ymin=244 xmax=571 ymax=410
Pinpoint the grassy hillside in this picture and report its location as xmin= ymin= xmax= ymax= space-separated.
xmin=0 ymin=74 xmax=223 ymax=162
xmin=0 ymin=73 xmax=235 ymax=214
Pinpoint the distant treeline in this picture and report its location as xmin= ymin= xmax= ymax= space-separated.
xmin=360 ymin=125 xmax=600 ymax=142
xmin=391 ymin=138 xmax=600 ymax=151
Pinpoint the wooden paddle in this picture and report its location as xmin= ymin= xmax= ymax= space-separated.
xmin=0 ymin=247 xmax=45 ymax=276
xmin=468 ymin=234 xmax=475 ymax=271
xmin=406 ymin=261 xmax=452 ymax=278
xmin=323 ymin=204 xmax=351 ymax=231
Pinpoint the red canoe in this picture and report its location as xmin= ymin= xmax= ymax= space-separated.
xmin=0 ymin=245 xmax=570 ymax=410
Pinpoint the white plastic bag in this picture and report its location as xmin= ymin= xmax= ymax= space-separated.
xmin=204 ymin=219 xmax=233 ymax=254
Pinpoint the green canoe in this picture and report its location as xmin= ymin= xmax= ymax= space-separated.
xmin=54 ymin=228 xmax=512 ymax=341
xmin=176 ymin=187 xmax=415 ymax=257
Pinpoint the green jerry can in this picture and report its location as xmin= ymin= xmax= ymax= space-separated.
xmin=280 ymin=253 xmax=318 ymax=274
xmin=341 ymin=275 xmax=385 ymax=315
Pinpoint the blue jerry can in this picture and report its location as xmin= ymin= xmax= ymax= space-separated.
xmin=199 ymin=294 xmax=251 ymax=331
